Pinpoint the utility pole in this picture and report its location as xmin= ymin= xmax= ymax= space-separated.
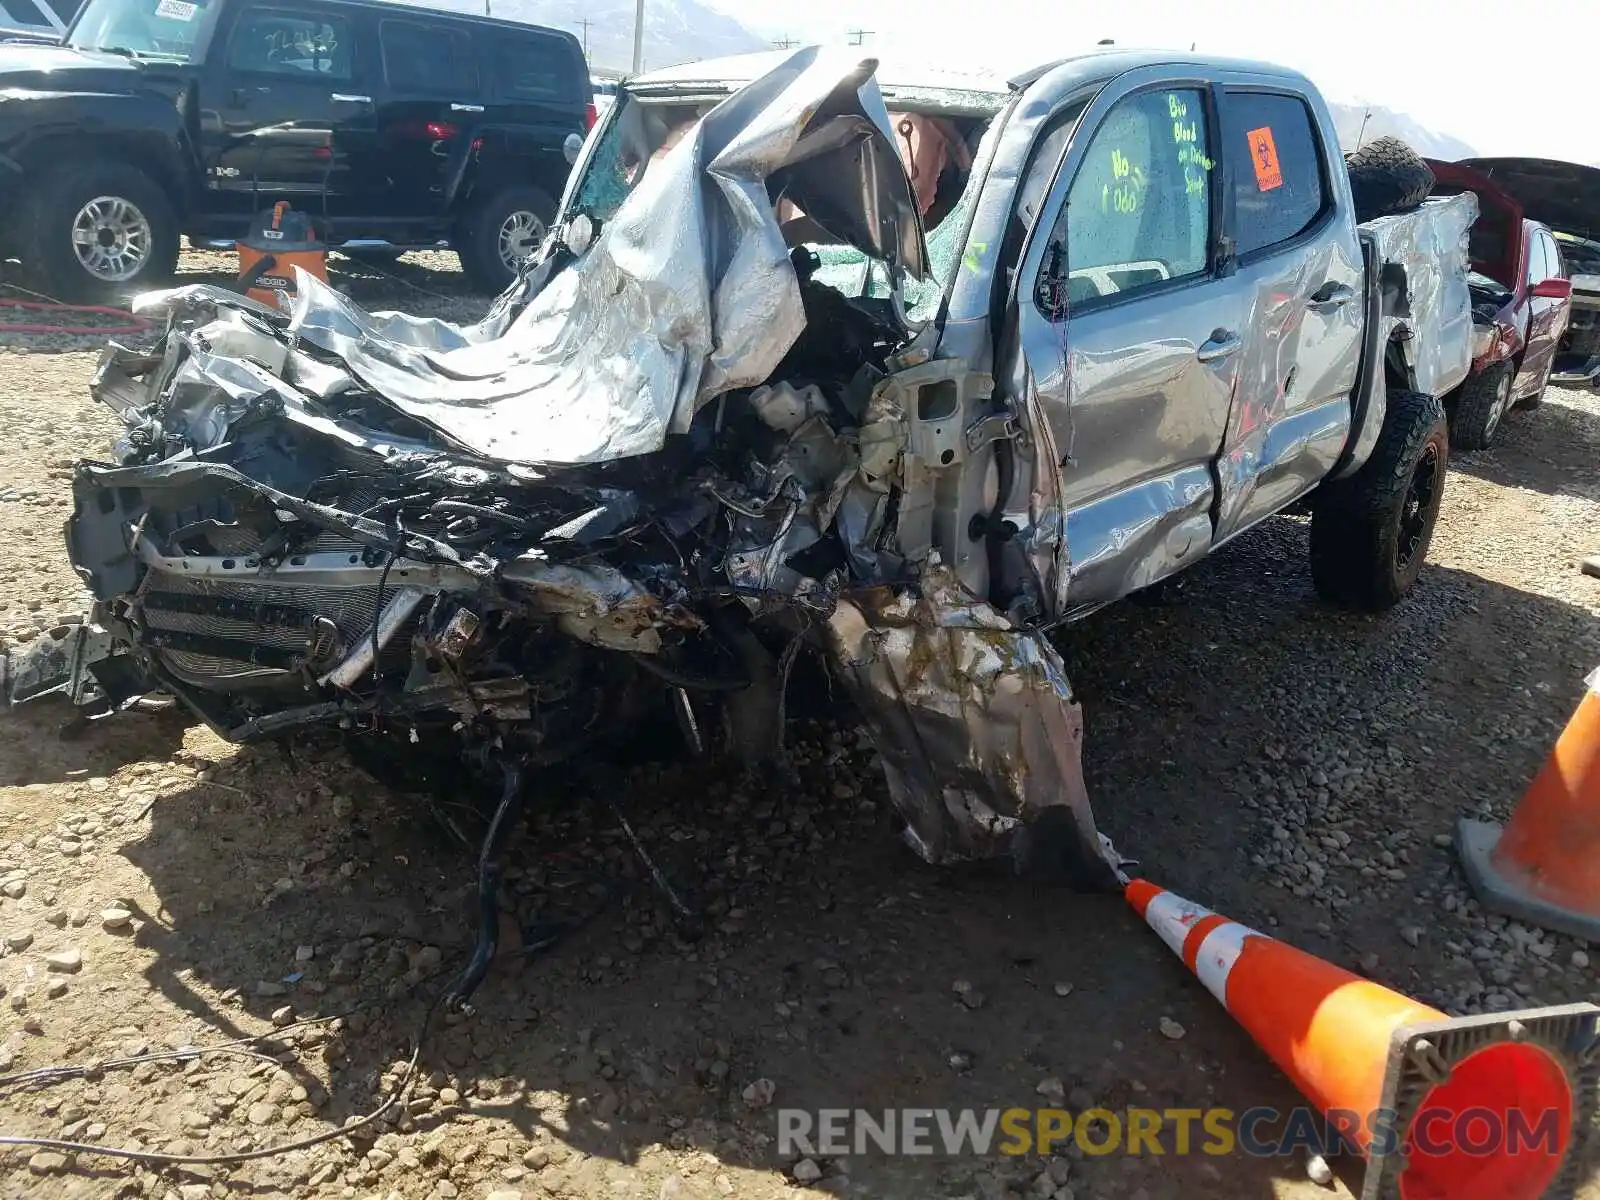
xmin=772 ymin=35 xmax=797 ymax=49
xmin=846 ymin=28 xmax=873 ymax=46
xmin=577 ymin=16 xmax=591 ymax=56
xmin=632 ymin=0 xmax=645 ymax=74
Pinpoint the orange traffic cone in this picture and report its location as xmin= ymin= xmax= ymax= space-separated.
xmin=1128 ymin=878 xmax=1599 ymax=1199
xmin=1458 ymin=667 xmax=1600 ymax=943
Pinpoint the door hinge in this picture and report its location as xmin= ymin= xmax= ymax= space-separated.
xmin=965 ymin=410 xmax=1027 ymax=454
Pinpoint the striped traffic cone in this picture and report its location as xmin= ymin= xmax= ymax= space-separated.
xmin=1457 ymin=667 xmax=1600 ymax=943
xmin=1128 ymin=878 xmax=1599 ymax=1199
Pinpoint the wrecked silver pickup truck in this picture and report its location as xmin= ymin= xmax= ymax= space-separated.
xmin=3 ymin=48 xmax=1475 ymax=993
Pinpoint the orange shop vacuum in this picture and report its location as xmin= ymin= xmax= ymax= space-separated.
xmin=235 ymin=201 xmax=328 ymax=311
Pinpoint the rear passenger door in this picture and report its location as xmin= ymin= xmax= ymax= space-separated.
xmin=372 ymin=16 xmax=483 ymax=219
xmin=1209 ymin=88 xmax=1363 ymax=544
xmin=1016 ymin=82 xmax=1244 ymax=607
xmin=474 ymin=26 xmax=589 ymax=198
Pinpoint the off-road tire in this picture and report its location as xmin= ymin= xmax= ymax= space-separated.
xmin=26 ymin=161 xmax=180 ymax=304
xmin=1310 ymin=388 xmax=1449 ymax=611
xmin=1448 ymin=361 xmax=1513 ymax=451
xmin=455 ymin=184 xmax=557 ymax=295
xmin=1344 ymin=136 xmax=1436 ymax=223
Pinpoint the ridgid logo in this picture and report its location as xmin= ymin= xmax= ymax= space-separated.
xmin=776 ymin=1106 xmax=1566 ymax=1158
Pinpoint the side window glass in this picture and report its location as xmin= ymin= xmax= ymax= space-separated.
xmin=1038 ymin=88 xmax=1213 ymax=313
xmin=1219 ymin=91 xmax=1328 ymax=257
xmin=381 ymin=20 xmax=477 ymax=95
xmin=1526 ymin=232 xmax=1548 ymax=285
xmin=492 ymin=33 xmax=577 ymax=101
xmin=1543 ymin=233 xmax=1564 ymax=280
xmin=228 ymin=8 xmax=352 ymax=79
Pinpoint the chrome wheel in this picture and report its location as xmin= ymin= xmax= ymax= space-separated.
xmin=496 ymin=210 xmax=545 ymax=274
xmin=1484 ymin=371 xmax=1513 ymax=442
xmin=70 ymin=195 xmax=153 ymax=282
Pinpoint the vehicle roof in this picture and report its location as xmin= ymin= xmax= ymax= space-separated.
xmin=627 ymin=45 xmax=1316 ymax=111
xmin=628 ymin=49 xmax=1010 ymax=101
xmin=326 ymin=0 xmax=584 ymax=47
xmin=1007 ymin=46 xmax=1316 ymax=91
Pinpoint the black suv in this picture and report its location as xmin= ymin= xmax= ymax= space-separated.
xmin=0 ymin=0 xmax=593 ymax=300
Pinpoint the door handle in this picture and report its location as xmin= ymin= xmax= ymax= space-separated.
xmin=451 ymin=102 xmax=485 ymax=113
xmin=1309 ymin=281 xmax=1354 ymax=310
xmin=1196 ymin=329 xmax=1242 ymax=363
xmin=330 ymin=93 xmax=372 ymax=104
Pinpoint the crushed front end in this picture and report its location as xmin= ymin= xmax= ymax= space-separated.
xmin=5 ymin=51 xmax=1125 ymax=1001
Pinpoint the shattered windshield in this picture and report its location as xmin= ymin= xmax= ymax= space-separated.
xmin=574 ymin=90 xmax=993 ymax=321
xmin=66 ymin=0 xmax=220 ymax=60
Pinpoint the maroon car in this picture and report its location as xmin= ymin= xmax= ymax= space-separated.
xmin=1426 ymin=158 xmax=1573 ymax=450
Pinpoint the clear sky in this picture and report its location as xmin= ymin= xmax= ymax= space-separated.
xmin=703 ymin=0 xmax=1598 ymax=165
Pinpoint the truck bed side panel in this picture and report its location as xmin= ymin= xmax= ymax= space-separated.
xmin=1359 ymin=192 xmax=1477 ymax=399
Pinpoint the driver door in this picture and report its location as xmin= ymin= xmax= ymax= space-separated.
xmin=1014 ymin=82 xmax=1243 ymax=608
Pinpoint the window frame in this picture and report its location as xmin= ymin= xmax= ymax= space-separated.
xmin=378 ymin=16 xmax=479 ymax=98
xmin=1523 ymin=226 xmax=1549 ymax=287
xmin=486 ymin=28 xmax=579 ymax=104
xmin=224 ymin=4 xmax=356 ymax=83
xmin=1216 ymin=85 xmax=1335 ymax=267
xmin=1540 ymin=229 xmax=1564 ymax=281
xmin=1032 ymin=81 xmax=1225 ymax=319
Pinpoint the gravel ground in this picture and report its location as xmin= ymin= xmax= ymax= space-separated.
xmin=0 ymin=250 xmax=1598 ymax=1200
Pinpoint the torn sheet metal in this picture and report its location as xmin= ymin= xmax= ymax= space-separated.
xmin=0 ymin=622 xmax=121 ymax=707
xmin=1364 ymin=191 xmax=1478 ymax=399
xmin=281 ymin=47 xmax=928 ymax=467
xmin=825 ymin=561 xmax=1118 ymax=887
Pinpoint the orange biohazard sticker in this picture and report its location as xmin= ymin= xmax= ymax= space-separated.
xmin=1246 ymin=126 xmax=1283 ymax=192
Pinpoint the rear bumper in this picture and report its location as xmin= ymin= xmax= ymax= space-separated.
xmin=1550 ymin=357 xmax=1600 ymax=387
xmin=1552 ymin=291 xmax=1600 ymax=386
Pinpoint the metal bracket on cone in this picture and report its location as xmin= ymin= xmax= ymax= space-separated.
xmin=1456 ymin=819 xmax=1600 ymax=945
xmin=1364 ymin=1003 xmax=1600 ymax=1200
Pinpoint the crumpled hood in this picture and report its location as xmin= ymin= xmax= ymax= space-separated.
xmin=219 ymin=48 xmax=929 ymax=470
xmin=1458 ymin=157 xmax=1600 ymax=242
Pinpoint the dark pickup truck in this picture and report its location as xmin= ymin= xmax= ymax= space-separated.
xmin=0 ymin=0 xmax=593 ymax=299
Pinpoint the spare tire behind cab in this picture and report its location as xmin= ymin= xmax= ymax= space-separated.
xmin=1344 ymin=136 xmax=1436 ymax=224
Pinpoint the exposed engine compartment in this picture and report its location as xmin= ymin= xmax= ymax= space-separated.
xmin=74 ymin=259 xmax=902 ymax=760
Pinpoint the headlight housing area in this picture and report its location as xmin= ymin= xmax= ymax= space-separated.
xmin=1472 ymin=321 xmax=1504 ymax=361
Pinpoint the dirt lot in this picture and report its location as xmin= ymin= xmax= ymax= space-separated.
xmin=1 ymin=253 xmax=1598 ymax=1200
